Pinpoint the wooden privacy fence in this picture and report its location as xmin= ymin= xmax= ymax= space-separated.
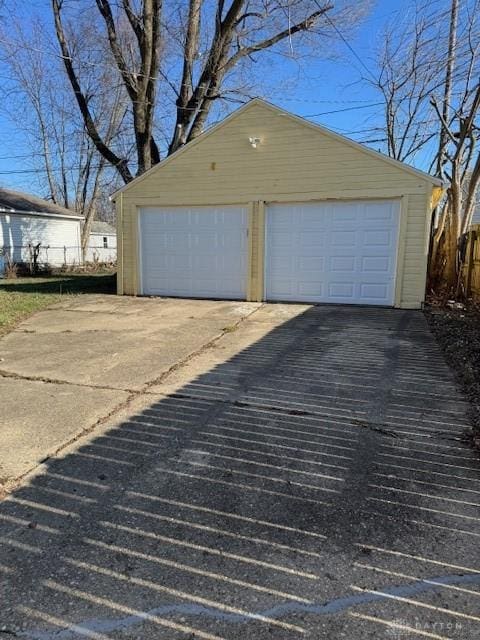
xmin=463 ymin=224 xmax=480 ymax=301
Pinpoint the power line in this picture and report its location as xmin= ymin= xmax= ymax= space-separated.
xmin=313 ymin=0 xmax=379 ymax=84
xmin=0 ymin=165 xmax=105 ymax=175
xmin=277 ymin=96 xmax=381 ymax=104
xmin=303 ymin=102 xmax=384 ymax=117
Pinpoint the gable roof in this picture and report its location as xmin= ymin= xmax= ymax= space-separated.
xmin=0 ymin=187 xmax=82 ymax=218
xmin=112 ymin=98 xmax=443 ymax=198
xmin=89 ymin=220 xmax=116 ymax=235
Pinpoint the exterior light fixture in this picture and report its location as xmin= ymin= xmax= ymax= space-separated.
xmin=249 ymin=137 xmax=261 ymax=149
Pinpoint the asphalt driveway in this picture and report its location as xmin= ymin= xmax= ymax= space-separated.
xmin=1 ymin=301 xmax=479 ymax=638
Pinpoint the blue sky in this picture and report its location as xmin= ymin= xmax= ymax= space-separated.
xmin=273 ymin=1 xmax=404 ymax=131
xmin=0 ymin=0 xmax=418 ymax=195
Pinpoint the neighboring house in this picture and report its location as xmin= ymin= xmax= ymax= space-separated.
xmin=0 ymin=188 xmax=117 ymax=273
xmin=85 ymin=220 xmax=117 ymax=262
xmin=0 ymin=188 xmax=83 ymax=269
xmin=113 ymin=98 xmax=443 ymax=309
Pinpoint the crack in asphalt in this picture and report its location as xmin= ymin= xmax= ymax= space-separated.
xmin=18 ymin=572 xmax=480 ymax=639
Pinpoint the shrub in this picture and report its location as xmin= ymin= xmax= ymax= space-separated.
xmin=4 ymin=255 xmax=18 ymax=279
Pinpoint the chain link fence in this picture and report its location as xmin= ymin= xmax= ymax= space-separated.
xmin=0 ymin=243 xmax=116 ymax=275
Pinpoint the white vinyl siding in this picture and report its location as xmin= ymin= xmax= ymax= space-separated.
xmin=0 ymin=213 xmax=81 ymax=267
xmin=265 ymin=200 xmax=400 ymax=306
xmin=139 ymin=206 xmax=248 ymax=299
xmin=86 ymin=233 xmax=117 ymax=262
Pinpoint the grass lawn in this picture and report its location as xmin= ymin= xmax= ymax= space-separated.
xmin=0 ymin=272 xmax=116 ymax=336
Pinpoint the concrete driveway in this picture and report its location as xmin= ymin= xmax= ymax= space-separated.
xmin=1 ymin=300 xmax=479 ymax=639
xmin=0 ymin=296 xmax=261 ymax=485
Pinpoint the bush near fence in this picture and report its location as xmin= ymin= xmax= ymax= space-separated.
xmin=0 ymin=244 xmax=116 ymax=277
xmin=462 ymin=224 xmax=480 ymax=301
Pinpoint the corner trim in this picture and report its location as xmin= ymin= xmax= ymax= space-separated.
xmin=394 ymin=195 xmax=409 ymax=308
xmin=257 ymin=201 xmax=266 ymax=302
xmin=246 ymin=202 xmax=255 ymax=301
xmin=116 ymin=193 xmax=124 ymax=295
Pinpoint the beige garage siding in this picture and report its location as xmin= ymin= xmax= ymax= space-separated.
xmin=114 ymin=100 xmax=441 ymax=308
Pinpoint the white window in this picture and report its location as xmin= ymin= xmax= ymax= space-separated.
xmin=103 ymin=236 xmax=108 ymax=248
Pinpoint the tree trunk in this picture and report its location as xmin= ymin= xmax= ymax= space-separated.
xmin=436 ymin=0 xmax=458 ymax=180
xmin=443 ymin=184 xmax=462 ymax=290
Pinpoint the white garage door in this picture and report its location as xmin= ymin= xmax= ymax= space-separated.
xmin=266 ymin=200 xmax=400 ymax=306
xmin=139 ymin=206 xmax=248 ymax=299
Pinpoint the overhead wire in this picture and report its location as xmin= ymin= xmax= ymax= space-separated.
xmin=0 ymin=1 xmax=470 ymax=175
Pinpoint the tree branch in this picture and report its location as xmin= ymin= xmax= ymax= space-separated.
xmin=224 ymin=6 xmax=333 ymax=72
xmin=122 ymin=0 xmax=144 ymax=45
xmin=51 ymin=0 xmax=133 ymax=183
xmin=431 ymin=96 xmax=457 ymax=144
xmin=95 ymin=0 xmax=138 ymax=100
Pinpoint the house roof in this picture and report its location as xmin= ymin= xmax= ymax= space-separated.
xmin=0 ymin=187 xmax=82 ymax=218
xmin=89 ymin=220 xmax=116 ymax=235
xmin=112 ymin=98 xmax=444 ymax=198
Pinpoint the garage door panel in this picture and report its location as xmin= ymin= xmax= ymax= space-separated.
xmin=269 ymin=282 xmax=295 ymax=297
xmin=299 ymin=231 xmax=326 ymax=249
xmin=329 ymin=282 xmax=355 ymax=299
xmin=191 ymin=254 xmax=218 ymax=271
xmin=145 ymin=279 xmax=190 ymax=294
xmin=298 ymin=244 xmax=327 ymax=258
xmin=298 ymin=282 xmax=324 ymax=297
xmin=330 ymin=205 xmax=357 ymax=225
xmin=364 ymin=202 xmax=396 ymax=221
xmin=140 ymin=206 xmax=247 ymax=299
xmin=331 ymin=230 xmax=356 ymax=246
xmin=360 ymin=283 xmax=389 ymax=299
xmin=362 ymin=229 xmax=393 ymax=247
xmin=266 ymin=200 xmax=400 ymax=306
xmin=272 ymin=231 xmax=294 ymax=249
xmin=330 ymin=256 xmax=356 ymax=272
xmin=361 ymin=256 xmax=391 ymax=272
xmin=299 ymin=209 xmax=328 ymax=225
xmin=298 ymin=256 xmax=325 ymax=271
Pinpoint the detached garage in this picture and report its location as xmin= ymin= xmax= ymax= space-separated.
xmin=113 ymin=99 xmax=443 ymax=309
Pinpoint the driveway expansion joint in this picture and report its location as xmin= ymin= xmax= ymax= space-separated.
xmin=138 ymin=303 xmax=265 ymax=393
xmin=0 ymin=368 xmax=136 ymax=394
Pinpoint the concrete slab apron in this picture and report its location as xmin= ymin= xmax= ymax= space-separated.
xmin=0 ymin=297 xmax=261 ymax=488
xmin=0 ymin=377 xmax=128 ymax=483
xmin=0 ymin=305 xmax=479 ymax=640
xmin=0 ymin=297 xmax=261 ymax=390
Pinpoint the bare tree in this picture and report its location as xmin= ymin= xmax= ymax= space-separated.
xmin=367 ymin=2 xmax=447 ymax=163
xmin=51 ymin=0 xmax=370 ymax=183
xmin=168 ymin=1 xmax=332 ymax=153
xmin=436 ymin=0 xmax=459 ymax=180
xmin=0 ymin=15 xmax=127 ymax=259
xmin=370 ymin=0 xmax=480 ymax=294
xmin=430 ymin=82 xmax=480 ymax=288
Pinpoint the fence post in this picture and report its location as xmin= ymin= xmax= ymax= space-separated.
xmin=465 ymin=230 xmax=477 ymax=299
